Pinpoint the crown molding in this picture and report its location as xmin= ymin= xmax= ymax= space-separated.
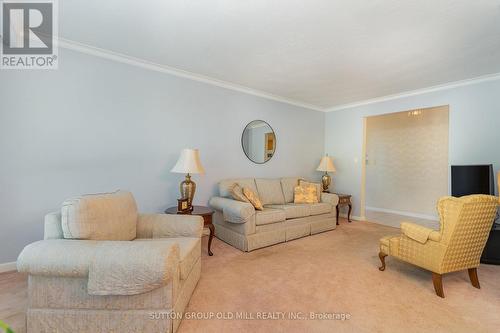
xmin=326 ymin=72 xmax=500 ymax=112
xmin=54 ymin=38 xmax=500 ymax=113
xmin=57 ymin=38 xmax=326 ymax=112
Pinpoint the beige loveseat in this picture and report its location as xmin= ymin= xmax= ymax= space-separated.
xmin=209 ymin=177 xmax=339 ymax=251
xmin=17 ymin=191 xmax=203 ymax=333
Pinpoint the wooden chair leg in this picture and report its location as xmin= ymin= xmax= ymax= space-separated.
xmin=378 ymin=252 xmax=387 ymax=271
xmin=432 ymin=273 xmax=444 ymax=298
xmin=468 ymin=268 xmax=480 ymax=289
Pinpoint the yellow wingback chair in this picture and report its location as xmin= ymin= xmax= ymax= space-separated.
xmin=378 ymin=195 xmax=498 ymax=298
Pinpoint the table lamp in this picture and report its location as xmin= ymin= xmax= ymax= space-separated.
xmin=171 ymin=149 xmax=205 ymax=211
xmin=316 ymin=155 xmax=336 ymax=192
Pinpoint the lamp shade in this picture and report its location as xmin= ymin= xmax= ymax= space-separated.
xmin=171 ymin=149 xmax=205 ymax=174
xmin=316 ymin=155 xmax=336 ymax=172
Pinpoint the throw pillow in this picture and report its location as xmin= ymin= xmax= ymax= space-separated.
xmin=294 ymin=185 xmax=319 ymax=204
xmin=243 ymin=187 xmax=263 ymax=210
xmin=61 ymin=190 xmax=137 ymax=241
xmin=299 ymin=180 xmax=322 ymax=201
xmin=229 ymin=183 xmax=250 ymax=203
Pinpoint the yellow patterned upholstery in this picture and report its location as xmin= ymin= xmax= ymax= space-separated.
xmin=401 ymin=222 xmax=441 ymax=243
xmin=243 ymin=187 xmax=264 ymax=210
xmin=294 ymin=185 xmax=319 ymax=204
xmin=379 ymin=195 xmax=498 ymax=274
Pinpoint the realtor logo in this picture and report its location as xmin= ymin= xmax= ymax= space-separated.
xmin=1 ymin=0 xmax=58 ymax=69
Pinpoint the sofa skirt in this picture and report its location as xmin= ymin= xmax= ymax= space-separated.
xmin=214 ymin=213 xmax=336 ymax=252
xmin=26 ymin=258 xmax=201 ymax=333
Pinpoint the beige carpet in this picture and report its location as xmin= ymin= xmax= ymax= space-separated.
xmin=2 ymin=220 xmax=500 ymax=333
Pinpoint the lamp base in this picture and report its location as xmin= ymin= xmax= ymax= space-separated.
xmin=180 ymin=173 xmax=196 ymax=210
xmin=321 ymin=173 xmax=332 ymax=192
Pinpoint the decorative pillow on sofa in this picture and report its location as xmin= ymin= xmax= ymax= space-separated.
xmin=294 ymin=185 xmax=319 ymax=204
xmin=61 ymin=190 xmax=138 ymax=241
xmin=299 ymin=180 xmax=322 ymax=201
xmin=218 ymin=178 xmax=257 ymax=198
xmin=229 ymin=183 xmax=250 ymax=203
xmin=242 ymin=187 xmax=264 ymax=210
xmin=281 ymin=177 xmax=301 ymax=203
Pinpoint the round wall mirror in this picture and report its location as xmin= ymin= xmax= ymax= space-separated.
xmin=241 ymin=120 xmax=276 ymax=164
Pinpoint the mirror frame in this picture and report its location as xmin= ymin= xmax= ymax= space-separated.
xmin=241 ymin=120 xmax=277 ymax=164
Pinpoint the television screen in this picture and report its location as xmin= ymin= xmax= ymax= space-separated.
xmin=451 ymin=165 xmax=494 ymax=197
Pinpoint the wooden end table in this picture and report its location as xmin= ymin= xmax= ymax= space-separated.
xmin=335 ymin=194 xmax=352 ymax=225
xmin=165 ymin=205 xmax=215 ymax=256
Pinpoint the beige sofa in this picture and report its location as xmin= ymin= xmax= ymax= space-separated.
xmin=17 ymin=191 xmax=203 ymax=333
xmin=209 ymin=177 xmax=339 ymax=251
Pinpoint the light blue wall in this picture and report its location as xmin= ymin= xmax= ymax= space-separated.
xmin=325 ymin=79 xmax=500 ymax=218
xmin=0 ymin=48 xmax=325 ymax=263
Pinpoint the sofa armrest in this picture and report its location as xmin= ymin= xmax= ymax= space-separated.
xmin=321 ymin=192 xmax=339 ymax=206
xmin=44 ymin=211 xmax=64 ymax=240
xmin=137 ymin=214 xmax=204 ymax=239
xmin=209 ymin=196 xmax=255 ymax=224
xmin=17 ymin=239 xmax=98 ymax=277
xmin=401 ymin=222 xmax=441 ymax=244
xmin=17 ymin=239 xmax=180 ymax=296
xmin=398 ymin=234 xmax=446 ymax=272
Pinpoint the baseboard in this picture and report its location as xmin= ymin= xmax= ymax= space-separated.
xmin=0 ymin=261 xmax=17 ymax=273
xmin=365 ymin=206 xmax=438 ymax=221
xmin=339 ymin=213 xmax=364 ymax=221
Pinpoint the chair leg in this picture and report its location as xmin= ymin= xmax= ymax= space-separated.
xmin=378 ymin=252 xmax=387 ymax=271
xmin=468 ymin=268 xmax=480 ymax=289
xmin=432 ymin=273 xmax=444 ymax=298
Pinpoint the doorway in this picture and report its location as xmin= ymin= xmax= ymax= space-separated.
xmin=361 ymin=106 xmax=449 ymax=228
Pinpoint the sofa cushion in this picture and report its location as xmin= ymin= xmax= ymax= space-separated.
xmin=255 ymin=208 xmax=286 ymax=226
xmin=219 ymin=178 xmax=257 ymax=198
xmin=281 ymin=177 xmax=301 ymax=203
xmin=255 ymin=178 xmax=286 ymax=205
xmin=309 ymin=202 xmax=332 ymax=216
xmin=133 ymin=238 xmax=200 ymax=281
xmin=266 ymin=204 xmax=311 ymax=219
xmin=61 ymin=190 xmax=137 ymax=241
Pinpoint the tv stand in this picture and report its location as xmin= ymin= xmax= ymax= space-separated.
xmin=481 ymin=229 xmax=500 ymax=265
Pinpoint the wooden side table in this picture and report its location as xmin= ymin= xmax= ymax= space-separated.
xmin=335 ymin=194 xmax=352 ymax=225
xmin=165 ymin=205 xmax=215 ymax=256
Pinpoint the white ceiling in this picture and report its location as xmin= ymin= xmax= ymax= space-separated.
xmin=59 ymin=0 xmax=500 ymax=110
